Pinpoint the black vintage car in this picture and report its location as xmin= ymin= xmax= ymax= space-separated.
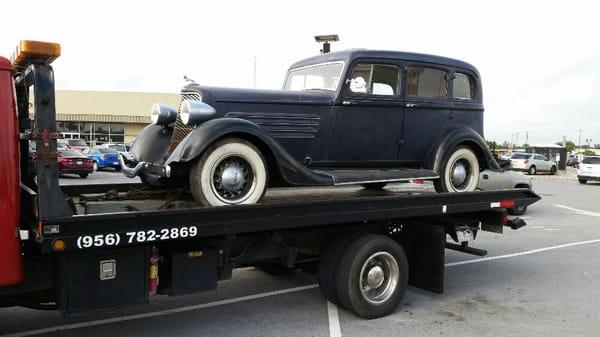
xmin=120 ymin=49 xmax=500 ymax=206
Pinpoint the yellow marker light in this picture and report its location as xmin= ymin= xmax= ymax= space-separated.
xmin=52 ymin=239 xmax=66 ymax=251
xmin=10 ymin=40 xmax=61 ymax=68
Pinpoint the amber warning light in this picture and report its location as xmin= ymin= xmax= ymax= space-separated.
xmin=10 ymin=40 xmax=61 ymax=68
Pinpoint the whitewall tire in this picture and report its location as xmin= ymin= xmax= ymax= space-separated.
xmin=189 ymin=138 xmax=267 ymax=207
xmin=434 ymin=146 xmax=480 ymax=193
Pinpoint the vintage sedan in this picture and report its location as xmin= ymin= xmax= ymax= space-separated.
xmin=120 ymin=49 xmax=501 ymax=206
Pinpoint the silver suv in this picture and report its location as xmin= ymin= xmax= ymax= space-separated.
xmin=510 ymin=153 xmax=557 ymax=175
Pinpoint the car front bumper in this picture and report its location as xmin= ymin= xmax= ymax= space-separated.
xmin=578 ymin=175 xmax=600 ymax=181
xmin=119 ymin=152 xmax=171 ymax=178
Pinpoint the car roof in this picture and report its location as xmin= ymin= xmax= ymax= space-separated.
xmin=288 ymin=49 xmax=480 ymax=76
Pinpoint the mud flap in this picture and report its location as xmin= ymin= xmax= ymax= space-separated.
xmin=397 ymin=223 xmax=446 ymax=294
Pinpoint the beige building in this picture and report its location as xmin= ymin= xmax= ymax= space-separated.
xmin=54 ymin=90 xmax=180 ymax=144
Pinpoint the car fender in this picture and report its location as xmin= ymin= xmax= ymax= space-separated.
xmin=130 ymin=124 xmax=173 ymax=164
xmin=425 ymin=125 xmax=501 ymax=172
xmin=166 ymin=118 xmax=333 ymax=186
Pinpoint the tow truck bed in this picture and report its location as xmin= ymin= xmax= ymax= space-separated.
xmin=42 ymin=184 xmax=539 ymax=254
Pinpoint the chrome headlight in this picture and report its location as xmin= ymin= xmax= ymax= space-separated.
xmin=180 ymin=100 xmax=216 ymax=126
xmin=150 ymin=103 xmax=178 ymax=125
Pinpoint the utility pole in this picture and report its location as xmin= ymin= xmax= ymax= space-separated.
xmin=578 ymin=128 xmax=582 ymax=148
xmin=525 ymin=131 xmax=529 ymax=148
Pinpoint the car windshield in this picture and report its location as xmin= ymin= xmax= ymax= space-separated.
xmin=60 ymin=151 xmax=87 ymax=158
xmin=68 ymin=139 xmax=88 ymax=147
xmin=582 ymin=157 xmax=600 ymax=164
xmin=511 ymin=153 xmax=531 ymax=159
xmin=283 ymin=62 xmax=344 ymax=91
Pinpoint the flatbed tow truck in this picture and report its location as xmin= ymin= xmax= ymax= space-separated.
xmin=0 ymin=41 xmax=539 ymax=318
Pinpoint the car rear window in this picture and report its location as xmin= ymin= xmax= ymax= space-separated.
xmin=98 ymin=148 xmax=118 ymax=154
xmin=511 ymin=153 xmax=530 ymax=159
xmin=582 ymin=157 xmax=600 ymax=164
xmin=453 ymin=73 xmax=474 ymax=100
xmin=68 ymin=139 xmax=88 ymax=146
xmin=60 ymin=151 xmax=86 ymax=158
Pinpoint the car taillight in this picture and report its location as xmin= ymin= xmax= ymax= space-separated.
xmin=524 ymin=160 xmax=529 ymax=164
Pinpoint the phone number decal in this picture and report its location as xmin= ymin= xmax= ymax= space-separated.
xmin=76 ymin=226 xmax=198 ymax=249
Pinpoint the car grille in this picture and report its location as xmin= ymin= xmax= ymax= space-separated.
xmin=169 ymin=92 xmax=201 ymax=152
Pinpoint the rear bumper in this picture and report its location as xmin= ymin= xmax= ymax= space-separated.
xmin=60 ymin=168 xmax=93 ymax=174
xmin=119 ymin=152 xmax=171 ymax=178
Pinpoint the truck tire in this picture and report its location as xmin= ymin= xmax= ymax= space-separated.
xmin=189 ymin=138 xmax=267 ymax=207
xmin=334 ymin=234 xmax=408 ymax=319
xmin=361 ymin=182 xmax=387 ymax=190
xmin=434 ymin=146 xmax=480 ymax=193
xmin=318 ymin=233 xmax=363 ymax=305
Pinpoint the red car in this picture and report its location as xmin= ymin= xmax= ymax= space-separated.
xmin=58 ymin=150 xmax=94 ymax=178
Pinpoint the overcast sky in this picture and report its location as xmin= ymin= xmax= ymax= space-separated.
xmin=1 ymin=0 xmax=599 ymax=145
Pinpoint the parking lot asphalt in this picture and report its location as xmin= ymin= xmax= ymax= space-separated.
xmin=2 ymin=174 xmax=600 ymax=337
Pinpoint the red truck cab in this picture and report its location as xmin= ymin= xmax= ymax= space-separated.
xmin=0 ymin=55 xmax=23 ymax=286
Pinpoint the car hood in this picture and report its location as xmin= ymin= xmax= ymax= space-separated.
xmin=182 ymin=84 xmax=336 ymax=105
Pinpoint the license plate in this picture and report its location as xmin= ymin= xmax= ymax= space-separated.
xmin=76 ymin=161 xmax=83 ymax=165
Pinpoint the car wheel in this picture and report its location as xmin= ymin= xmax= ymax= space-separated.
xmin=361 ymin=182 xmax=387 ymax=190
xmin=79 ymin=173 xmax=88 ymax=178
xmin=434 ymin=146 xmax=480 ymax=193
xmin=508 ymin=203 xmax=527 ymax=215
xmin=334 ymin=234 xmax=408 ymax=319
xmin=115 ymin=166 xmax=122 ymax=172
xmin=92 ymin=162 xmax=98 ymax=171
xmin=189 ymin=138 xmax=267 ymax=207
xmin=550 ymin=166 xmax=557 ymax=175
xmin=528 ymin=165 xmax=536 ymax=175
xmin=578 ymin=178 xmax=587 ymax=184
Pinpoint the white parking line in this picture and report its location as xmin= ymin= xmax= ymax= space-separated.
xmin=8 ymin=238 xmax=600 ymax=337
xmin=327 ymin=301 xmax=342 ymax=337
xmin=554 ymin=204 xmax=600 ymax=217
xmin=445 ymin=238 xmax=600 ymax=267
xmin=2 ymin=284 xmax=318 ymax=337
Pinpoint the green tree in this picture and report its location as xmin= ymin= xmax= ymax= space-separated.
xmin=594 ymin=144 xmax=600 ymax=149
xmin=486 ymin=140 xmax=497 ymax=151
xmin=556 ymin=140 xmax=576 ymax=153
xmin=583 ymin=149 xmax=595 ymax=156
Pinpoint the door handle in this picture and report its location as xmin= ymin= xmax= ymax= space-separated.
xmin=405 ymin=103 xmax=419 ymax=108
xmin=342 ymin=100 xmax=357 ymax=106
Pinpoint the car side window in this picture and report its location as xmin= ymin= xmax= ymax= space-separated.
xmin=453 ymin=72 xmax=474 ymax=100
xmin=406 ymin=67 xmax=448 ymax=98
xmin=348 ymin=64 xmax=401 ymax=96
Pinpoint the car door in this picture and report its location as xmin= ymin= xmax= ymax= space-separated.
xmin=535 ymin=155 xmax=549 ymax=170
xmin=326 ymin=61 xmax=404 ymax=166
xmin=400 ymin=64 xmax=452 ymax=165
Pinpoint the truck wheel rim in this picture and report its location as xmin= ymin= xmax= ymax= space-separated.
xmin=359 ymin=252 xmax=399 ymax=305
xmin=210 ymin=155 xmax=255 ymax=203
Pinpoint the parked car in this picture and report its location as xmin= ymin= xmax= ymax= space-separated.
xmin=120 ymin=49 xmax=503 ymax=206
xmin=510 ymin=153 xmax=557 ymax=175
xmin=66 ymin=138 xmax=90 ymax=153
xmin=499 ymin=152 xmax=514 ymax=161
xmin=57 ymin=150 xmax=94 ymax=178
xmin=87 ymin=147 xmax=121 ymax=171
xmin=56 ymin=139 xmax=71 ymax=150
xmin=478 ymin=169 xmax=533 ymax=215
xmin=100 ymin=143 xmax=127 ymax=152
xmin=577 ymin=156 xmax=600 ymax=184
xmin=567 ymin=154 xmax=582 ymax=167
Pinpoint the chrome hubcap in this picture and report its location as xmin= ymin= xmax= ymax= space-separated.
xmin=366 ymin=266 xmax=385 ymax=289
xmin=211 ymin=156 xmax=254 ymax=202
xmin=220 ymin=165 xmax=246 ymax=192
xmin=359 ymin=252 xmax=400 ymax=304
xmin=450 ymin=158 xmax=472 ymax=190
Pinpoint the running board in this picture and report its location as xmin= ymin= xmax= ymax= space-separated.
xmin=315 ymin=169 xmax=439 ymax=186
